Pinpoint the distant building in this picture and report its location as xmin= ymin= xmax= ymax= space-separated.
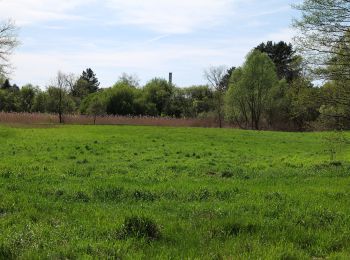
xmin=169 ymin=72 xmax=173 ymax=85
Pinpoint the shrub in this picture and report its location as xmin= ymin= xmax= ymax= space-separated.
xmin=118 ymin=216 xmax=161 ymax=240
xmin=322 ymin=130 xmax=348 ymax=162
xmin=74 ymin=191 xmax=90 ymax=202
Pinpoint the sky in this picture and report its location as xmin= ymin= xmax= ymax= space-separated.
xmin=0 ymin=0 xmax=300 ymax=88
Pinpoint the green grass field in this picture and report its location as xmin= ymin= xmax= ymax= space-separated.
xmin=1 ymin=125 xmax=350 ymax=259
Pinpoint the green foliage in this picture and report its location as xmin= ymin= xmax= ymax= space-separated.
xmin=71 ymin=78 xmax=91 ymax=99
xmin=164 ymin=87 xmax=188 ymax=118
xmin=0 ymin=88 xmax=20 ymax=112
xmin=19 ymin=84 xmax=38 ymax=112
xmin=80 ymin=92 xmax=103 ymax=114
xmin=317 ymin=32 xmax=350 ymax=82
xmin=288 ymin=78 xmax=320 ymax=129
xmin=45 ymin=87 xmax=75 ymax=115
xmin=144 ymin=78 xmax=173 ymax=116
xmin=0 ymin=74 xmax=6 ymax=86
xmin=32 ymin=91 xmax=48 ymax=113
xmin=226 ymin=50 xmax=279 ymax=129
xmin=1 ymin=79 xmax=11 ymax=90
xmin=86 ymin=94 xmax=106 ymax=124
xmin=322 ymin=130 xmax=348 ymax=162
xmin=106 ymin=83 xmax=137 ymax=115
xmin=219 ymin=67 xmax=236 ymax=91
xmin=263 ymin=79 xmax=290 ymax=128
xmin=256 ymin=41 xmax=301 ymax=82
xmin=117 ymin=73 xmax=140 ymax=88
xmin=292 ymin=1 xmax=350 ymax=130
xmin=78 ymin=68 xmax=100 ymax=94
xmin=174 ymin=85 xmax=214 ymax=118
xmin=0 ymin=81 xmax=25 ymax=113
xmin=309 ymin=32 xmax=350 ymax=129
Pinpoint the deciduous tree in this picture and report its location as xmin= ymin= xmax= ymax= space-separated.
xmin=0 ymin=20 xmax=19 ymax=75
xmin=49 ymin=71 xmax=76 ymax=123
xmin=293 ymin=0 xmax=350 ymax=80
xmin=86 ymin=94 xmax=106 ymax=124
xmin=204 ymin=65 xmax=227 ymax=128
xmin=226 ymin=50 xmax=279 ymax=130
xmin=143 ymin=78 xmax=173 ymax=116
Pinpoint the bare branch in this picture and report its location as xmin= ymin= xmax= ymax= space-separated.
xmin=203 ymin=65 xmax=227 ymax=90
xmin=0 ymin=20 xmax=19 ymax=75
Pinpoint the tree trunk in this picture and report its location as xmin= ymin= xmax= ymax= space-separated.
xmin=59 ymin=87 xmax=63 ymax=124
xmin=59 ymin=112 xmax=63 ymax=124
xmin=218 ymin=111 xmax=223 ymax=128
xmin=255 ymin=118 xmax=259 ymax=130
xmin=216 ymin=91 xmax=224 ymax=128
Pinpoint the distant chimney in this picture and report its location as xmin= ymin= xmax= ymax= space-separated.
xmin=169 ymin=72 xmax=173 ymax=85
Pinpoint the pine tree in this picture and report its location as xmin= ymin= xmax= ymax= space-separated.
xmin=80 ymin=68 xmax=100 ymax=93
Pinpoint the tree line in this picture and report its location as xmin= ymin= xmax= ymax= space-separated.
xmin=0 ymin=40 xmax=345 ymax=130
xmin=0 ymin=69 xmax=219 ymax=123
xmin=1 ymin=0 xmax=350 ymax=130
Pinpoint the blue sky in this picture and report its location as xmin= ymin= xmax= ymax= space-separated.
xmin=0 ymin=0 xmax=300 ymax=88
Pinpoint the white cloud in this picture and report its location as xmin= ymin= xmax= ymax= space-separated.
xmin=0 ymin=0 xmax=292 ymax=34
xmin=10 ymin=25 xmax=297 ymax=87
xmin=2 ymin=0 xmax=297 ymax=87
xmin=0 ymin=0 xmax=236 ymax=32
xmin=0 ymin=0 xmax=90 ymax=25
xmin=105 ymin=0 xmax=235 ymax=33
xmin=265 ymin=28 xmax=295 ymax=43
xmin=11 ymin=43 xmax=225 ymax=87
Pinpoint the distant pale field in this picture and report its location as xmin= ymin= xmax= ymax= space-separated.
xmin=0 ymin=125 xmax=350 ymax=259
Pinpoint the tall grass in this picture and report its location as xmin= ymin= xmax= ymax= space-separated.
xmin=0 ymin=112 xmax=223 ymax=128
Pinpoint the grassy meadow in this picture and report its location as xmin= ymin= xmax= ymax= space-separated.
xmin=0 ymin=124 xmax=350 ymax=259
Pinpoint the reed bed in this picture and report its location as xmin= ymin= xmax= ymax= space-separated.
xmin=0 ymin=112 xmax=222 ymax=128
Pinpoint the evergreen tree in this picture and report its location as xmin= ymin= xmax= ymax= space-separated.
xmin=79 ymin=68 xmax=100 ymax=94
xmin=256 ymin=41 xmax=301 ymax=82
xmin=1 ymin=79 xmax=11 ymax=90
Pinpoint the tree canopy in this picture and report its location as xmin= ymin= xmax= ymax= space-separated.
xmin=226 ymin=50 xmax=279 ymax=130
xmin=293 ymin=0 xmax=350 ymax=80
xmin=256 ymin=41 xmax=301 ymax=82
xmin=74 ymin=68 xmax=100 ymax=96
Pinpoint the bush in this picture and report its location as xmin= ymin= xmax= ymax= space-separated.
xmin=118 ymin=216 xmax=161 ymax=240
xmin=106 ymin=83 xmax=136 ymax=116
xmin=322 ymin=130 xmax=348 ymax=162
